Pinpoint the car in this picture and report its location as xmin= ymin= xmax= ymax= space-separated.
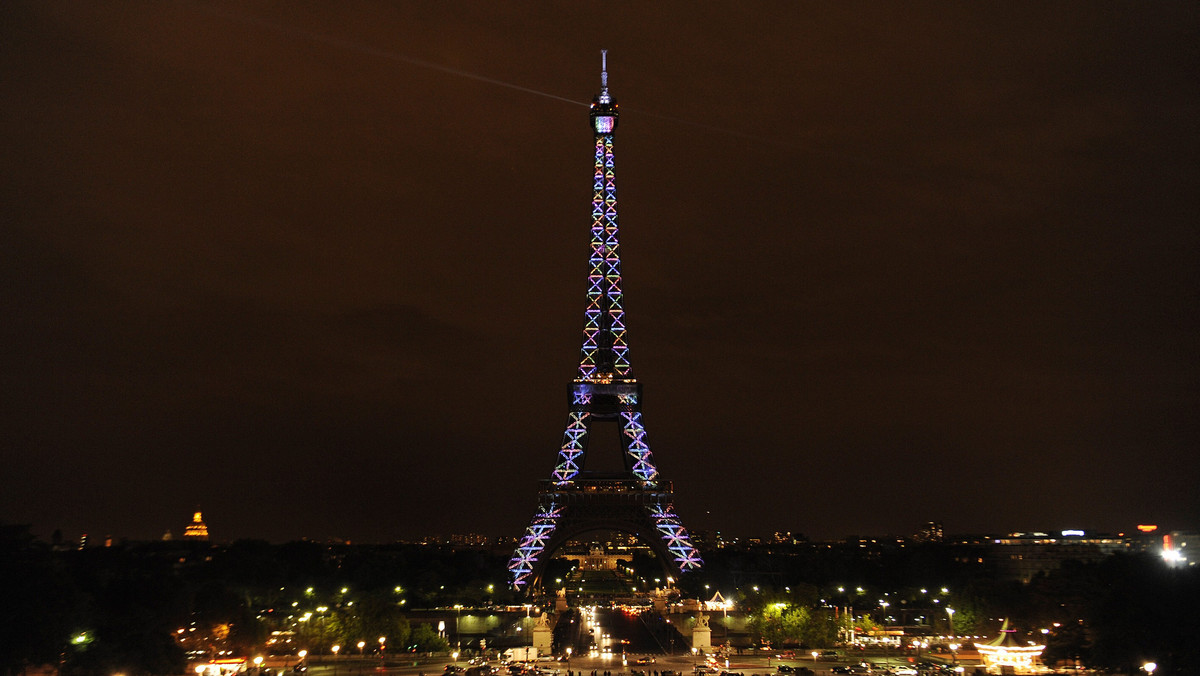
xmin=636 ymin=658 xmax=656 ymax=665
xmin=777 ymin=667 xmax=794 ymax=674
xmin=891 ymin=668 xmax=918 ymax=676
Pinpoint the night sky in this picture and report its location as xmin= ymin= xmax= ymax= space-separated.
xmin=3 ymin=2 xmax=1198 ymax=545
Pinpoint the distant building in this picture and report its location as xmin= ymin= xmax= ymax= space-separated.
xmin=449 ymin=532 xmax=490 ymax=547
xmin=988 ymin=530 xmax=1127 ymax=582
xmin=1162 ymin=530 xmax=1197 ymax=566
xmin=184 ymin=510 xmax=210 ymax=541
xmin=912 ymin=521 xmax=944 ymax=543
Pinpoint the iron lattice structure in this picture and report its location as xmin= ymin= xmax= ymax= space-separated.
xmin=508 ymin=53 xmax=703 ymax=592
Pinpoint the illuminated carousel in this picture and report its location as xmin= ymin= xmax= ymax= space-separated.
xmin=974 ymin=619 xmax=1045 ymax=674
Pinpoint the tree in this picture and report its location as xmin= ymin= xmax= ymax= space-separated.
xmin=409 ymin=623 xmax=449 ymax=653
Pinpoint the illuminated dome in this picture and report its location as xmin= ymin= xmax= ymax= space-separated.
xmin=183 ymin=509 xmax=210 ymax=541
xmin=974 ymin=619 xmax=1044 ymax=674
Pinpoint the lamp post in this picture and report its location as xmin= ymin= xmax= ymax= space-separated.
xmin=455 ymin=605 xmax=463 ymax=654
xmin=880 ymin=602 xmax=890 ymax=667
xmin=946 ymin=608 xmax=955 ymax=640
xmin=378 ymin=637 xmax=386 ymax=662
xmin=722 ymin=599 xmax=729 ymax=665
xmin=357 ymin=641 xmax=365 ymax=657
xmin=331 ymin=645 xmax=340 ymax=676
xmin=566 ymin=647 xmax=572 ymax=674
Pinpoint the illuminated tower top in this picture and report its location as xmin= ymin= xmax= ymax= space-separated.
xmin=590 ymin=49 xmax=618 ymax=134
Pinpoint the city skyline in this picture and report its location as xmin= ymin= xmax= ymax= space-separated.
xmin=3 ymin=3 xmax=1198 ymax=544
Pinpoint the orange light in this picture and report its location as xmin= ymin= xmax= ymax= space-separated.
xmin=1137 ymin=524 xmax=1158 ymax=533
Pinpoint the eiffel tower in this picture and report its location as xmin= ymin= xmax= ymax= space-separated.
xmin=508 ymin=52 xmax=703 ymax=592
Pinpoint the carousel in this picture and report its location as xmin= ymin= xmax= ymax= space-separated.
xmin=974 ymin=619 xmax=1045 ymax=674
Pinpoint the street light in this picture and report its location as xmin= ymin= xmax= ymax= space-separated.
xmin=566 ymin=647 xmax=572 ymax=673
xmin=455 ymin=604 xmax=463 ymax=653
xmin=378 ymin=637 xmax=386 ymax=660
xmin=946 ymin=608 xmax=955 ymax=639
xmin=1143 ymin=662 xmax=1157 ymax=674
xmin=331 ymin=646 xmax=340 ymax=676
xmin=357 ymin=641 xmax=365 ymax=657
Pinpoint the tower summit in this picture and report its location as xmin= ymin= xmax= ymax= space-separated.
xmin=590 ymin=49 xmax=617 ymax=132
xmin=508 ymin=52 xmax=702 ymax=593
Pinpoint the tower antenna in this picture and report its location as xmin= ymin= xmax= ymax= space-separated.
xmin=599 ymin=49 xmax=610 ymax=103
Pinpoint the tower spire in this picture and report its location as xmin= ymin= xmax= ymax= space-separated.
xmin=599 ymin=49 xmax=610 ymax=103
xmin=590 ymin=50 xmax=618 ymax=134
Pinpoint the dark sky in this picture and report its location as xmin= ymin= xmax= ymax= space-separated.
xmin=3 ymin=2 xmax=1198 ymax=545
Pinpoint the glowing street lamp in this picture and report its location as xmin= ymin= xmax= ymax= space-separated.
xmin=1143 ymin=663 xmax=1157 ymax=675
xmin=455 ymin=604 xmax=463 ymax=652
xmin=357 ymin=641 xmax=365 ymax=656
xmin=946 ymin=607 xmax=956 ymax=638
